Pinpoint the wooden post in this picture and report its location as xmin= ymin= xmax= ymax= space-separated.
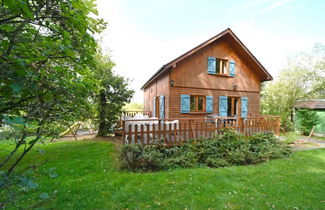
xmin=275 ymin=117 xmax=280 ymax=136
xmin=158 ymin=120 xmax=161 ymax=141
xmin=68 ymin=124 xmax=78 ymax=141
xmin=163 ymin=123 xmax=166 ymax=144
xmin=134 ymin=124 xmax=138 ymax=144
xmin=146 ymin=124 xmax=150 ymax=144
xmin=194 ymin=122 xmax=198 ymax=142
xmin=173 ymin=123 xmax=178 ymax=145
xmin=183 ymin=122 xmax=187 ymax=141
xmin=179 ymin=122 xmax=183 ymax=143
xmin=140 ymin=124 xmax=144 ymax=144
xmin=122 ymin=121 xmax=125 ymax=144
xmin=189 ymin=119 xmax=192 ymax=139
xmin=306 ymin=126 xmax=315 ymax=142
xmin=128 ymin=124 xmax=132 ymax=144
xmin=238 ymin=118 xmax=244 ymax=134
xmin=152 ymin=124 xmax=156 ymax=142
xmin=168 ymin=123 xmax=172 ymax=145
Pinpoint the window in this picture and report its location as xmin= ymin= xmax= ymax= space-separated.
xmin=227 ymin=97 xmax=239 ymax=116
xmin=208 ymin=57 xmax=230 ymax=75
xmin=216 ymin=59 xmax=228 ymax=74
xmin=190 ymin=95 xmax=205 ymax=112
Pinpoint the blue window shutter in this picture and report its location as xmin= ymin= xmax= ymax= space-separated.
xmin=207 ymin=57 xmax=216 ymax=74
xmin=159 ymin=95 xmax=165 ymax=119
xmin=206 ymin=96 xmax=213 ymax=113
xmin=229 ymin=60 xmax=236 ymax=77
xmin=219 ymin=96 xmax=228 ymax=117
xmin=241 ymin=97 xmax=248 ymax=118
xmin=180 ymin=94 xmax=190 ymax=113
xmin=152 ymin=97 xmax=156 ymax=117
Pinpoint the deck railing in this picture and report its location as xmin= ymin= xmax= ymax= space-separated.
xmin=120 ymin=115 xmax=280 ymax=145
xmin=121 ymin=110 xmax=152 ymax=118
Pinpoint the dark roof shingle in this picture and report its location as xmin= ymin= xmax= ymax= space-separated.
xmin=294 ymin=99 xmax=325 ymax=110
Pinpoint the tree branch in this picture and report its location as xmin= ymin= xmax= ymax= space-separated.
xmin=0 ymin=14 xmax=21 ymax=24
xmin=0 ymin=127 xmax=27 ymax=169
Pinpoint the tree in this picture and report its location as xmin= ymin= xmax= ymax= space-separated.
xmin=93 ymin=54 xmax=134 ymax=137
xmin=0 ymin=0 xmax=105 ymax=205
xmin=296 ymin=109 xmax=319 ymax=135
xmin=123 ymin=103 xmax=144 ymax=111
xmin=261 ymin=44 xmax=325 ymax=130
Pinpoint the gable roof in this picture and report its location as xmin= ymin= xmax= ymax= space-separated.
xmin=141 ymin=28 xmax=273 ymax=90
xmin=294 ymin=99 xmax=325 ymax=110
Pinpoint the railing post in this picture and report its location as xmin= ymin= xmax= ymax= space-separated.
xmin=189 ymin=119 xmax=193 ymax=139
xmin=122 ymin=120 xmax=125 ymax=144
xmin=275 ymin=117 xmax=280 ymax=136
xmin=237 ymin=117 xmax=244 ymax=134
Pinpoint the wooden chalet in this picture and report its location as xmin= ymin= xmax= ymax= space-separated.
xmin=141 ymin=28 xmax=273 ymax=119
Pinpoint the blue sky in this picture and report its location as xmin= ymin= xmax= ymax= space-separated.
xmin=96 ymin=0 xmax=325 ymax=103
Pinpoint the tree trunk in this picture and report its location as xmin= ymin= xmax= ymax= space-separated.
xmin=97 ymin=90 xmax=107 ymax=137
xmin=290 ymin=109 xmax=294 ymax=123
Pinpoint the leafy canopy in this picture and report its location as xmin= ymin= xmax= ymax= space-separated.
xmin=261 ymin=44 xmax=325 ymax=130
xmin=0 ymin=0 xmax=107 ymax=179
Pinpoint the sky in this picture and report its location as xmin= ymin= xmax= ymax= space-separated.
xmin=96 ymin=0 xmax=325 ymax=103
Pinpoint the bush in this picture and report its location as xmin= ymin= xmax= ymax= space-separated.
xmin=296 ymin=109 xmax=319 ymax=135
xmin=119 ymin=130 xmax=291 ymax=172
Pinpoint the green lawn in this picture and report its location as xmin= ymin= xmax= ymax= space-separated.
xmin=1 ymin=139 xmax=325 ymax=209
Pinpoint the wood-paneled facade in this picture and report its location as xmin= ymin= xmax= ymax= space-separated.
xmin=142 ymin=28 xmax=272 ymax=119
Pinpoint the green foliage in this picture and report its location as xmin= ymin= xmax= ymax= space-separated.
xmin=296 ymin=109 xmax=320 ymax=135
xmin=93 ymin=54 xmax=134 ymax=136
xmin=123 ymin=103 xmax=144 ymax=111
xmin=261 ymin=44 xmax=325 ymax=130
xmin=0 ymin=0 xmax=107 ymax=206
xmin=119 ymin=130 xmax=291 ymax=172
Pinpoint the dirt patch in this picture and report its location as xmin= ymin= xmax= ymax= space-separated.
xmin=52 ymin=134 xmax=122 ymax=144
xmin=288 ymin=139 xmax=325 ymax=151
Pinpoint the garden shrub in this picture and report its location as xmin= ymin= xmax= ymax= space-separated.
xmin=296 ymin=109 xmax=319 ymax=135
xmin=119 ymin=130 xmax=291 ymax=172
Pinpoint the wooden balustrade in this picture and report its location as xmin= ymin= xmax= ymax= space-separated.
xmin=121 ymin=111 xmax=152 ymax=118
xmin=120 ymin=116 xmax=280 ymax=145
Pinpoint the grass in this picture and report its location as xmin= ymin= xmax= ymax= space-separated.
xmin=1 ymin=138 xmax=325 ymax=209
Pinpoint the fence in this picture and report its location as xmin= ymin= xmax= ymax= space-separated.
xmin=120 ymin=115 xmax=280 ymax=145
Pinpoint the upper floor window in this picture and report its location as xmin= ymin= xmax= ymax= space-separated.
xmin=216 ymin=59 xmax=228 ymax=74
xmin=208 ymin=57 xmax=236 ymax=77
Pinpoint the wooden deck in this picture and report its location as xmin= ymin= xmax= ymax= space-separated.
xmin=119 ymin=115 xmax=280 ymax=145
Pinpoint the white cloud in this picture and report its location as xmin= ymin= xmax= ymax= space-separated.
xmin=261 ymin=0 xmax=294 ymax=14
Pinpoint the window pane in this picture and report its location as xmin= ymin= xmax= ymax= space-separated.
xmin=227 ymin=98 xmax=232 ymax=116
xmin=234 ymin=98 xmax=238 ymax=115
xmin=216 ymin=59 xmax=220 ymax=73
xmin=190 ymin=96 xmax=196 ymax=111
xmin=222 ymin=60 xmax=227 ymax=74
xmin=198 ymin=96 xmax=204 ymax=111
